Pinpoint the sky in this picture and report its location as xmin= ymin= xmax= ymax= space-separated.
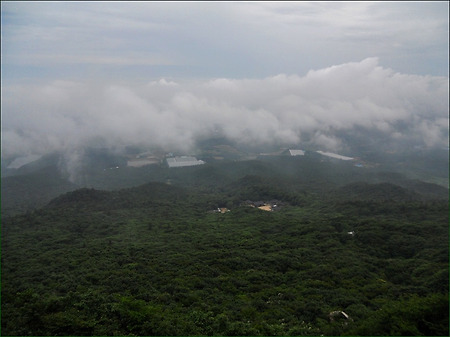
xmin=1 ymin=1 xmax=449 ymax=162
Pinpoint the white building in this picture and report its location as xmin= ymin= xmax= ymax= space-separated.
xmin=166 ymin=156 xmax=205 ymax=168
xmin=288 ymin=149 xmax=305 ymax=156
xmin=316 ymin=151 xmax=353 ymax=161
xmin=127 ymin=158 xmax=160 ymax=167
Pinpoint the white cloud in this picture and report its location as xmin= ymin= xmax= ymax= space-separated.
xmin=2 ymin=58 xmax=448 ymax=160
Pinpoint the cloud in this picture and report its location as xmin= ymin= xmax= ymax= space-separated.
xmin=2 ymin=58 xmax=448 ymax=162
xmin=2 ymin=2 xmax=448 ymax=80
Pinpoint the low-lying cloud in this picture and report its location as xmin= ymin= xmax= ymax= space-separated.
xmin=2 ymin=58 xmax=448 ymax=160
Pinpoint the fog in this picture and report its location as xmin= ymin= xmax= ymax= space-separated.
xmin=2 ymin=58 xmax=449 ymax=162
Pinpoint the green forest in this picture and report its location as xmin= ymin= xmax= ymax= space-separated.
xmin=1 ymin=156 xmax=449 ymax=336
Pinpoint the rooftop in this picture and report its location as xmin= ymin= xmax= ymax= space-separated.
xmin=316 ymin=151 xmax=353 ymax=161
xmin=166 ymin=156 xmax=205 ymax=168
xmin=289 ymin=149 xmax=305 ymax=156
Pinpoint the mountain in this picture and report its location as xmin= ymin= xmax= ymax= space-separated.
xmin=2 ymin=146 xmax=448 ymax=218
xmin=2 ymin=156 xmax=448 ymax=336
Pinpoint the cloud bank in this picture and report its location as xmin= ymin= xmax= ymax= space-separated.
xmin=2 ymin=58 xmax=449 ymax=160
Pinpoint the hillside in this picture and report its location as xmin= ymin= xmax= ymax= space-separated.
xmin=1 ymin=165 xmax=78 ymax=217
xmin=2 ymin=159 xmax=448 ymax=336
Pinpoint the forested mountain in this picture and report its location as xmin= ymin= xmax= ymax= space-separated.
xmin=1 ymin=155 xmax=448 ymax=336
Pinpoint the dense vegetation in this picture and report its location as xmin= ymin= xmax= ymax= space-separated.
xmin=1 ymin=156 xmax=449 ymax=336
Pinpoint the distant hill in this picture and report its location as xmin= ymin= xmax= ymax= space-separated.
xmin=1 ymin=165 xmax=78 ymax=217
xmin=334 ymin=182 xmax=422 ymax=202
xmin=2 ymin=149 xmax=448 ymax=218
xmin=48 ymin=182 xmax=190 ymax=212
